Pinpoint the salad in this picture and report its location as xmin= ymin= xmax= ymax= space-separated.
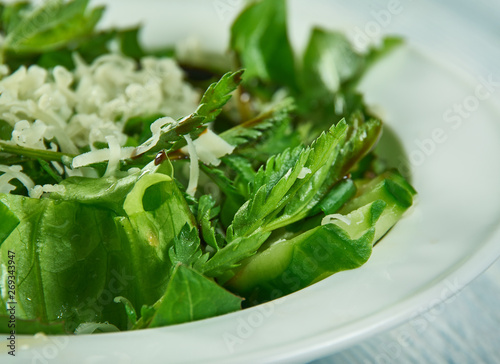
xmin=0 ymin=0 xmax=416 ymax=335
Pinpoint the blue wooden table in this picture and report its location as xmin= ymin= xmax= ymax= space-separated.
xmin=310 ymin=258 xmax=500 ymax=364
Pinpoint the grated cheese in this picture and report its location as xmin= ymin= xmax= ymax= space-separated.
xmin=0 ymin=53 xmax=200 ymax=185
xmin=0 ymin=165 xmax=35 ymax=194
xmin=180 ymin=128 xmax=235 ymax=166
xmin=72 ymin=145 xmax=135 ymax=169
xmin=183 ymin=134 xmax=199 ymax=197
xmin=133 ymin=117 xmax=176 ymax=156
xmin=321 ymin=213 xmax=352 ymax=226
xmin=104 ymin=135 xmax=121 ymax=177
xmin=29 ymin=184 xmax=66 ymax=199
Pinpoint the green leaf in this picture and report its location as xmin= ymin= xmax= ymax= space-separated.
xmin=231 ymin=0 xmax=297 ymax=91
xmin=0 ymin=199 xmax=19 ymax=243
xmin=226 ymin=223 xmax=375 ymax=304
xmin=118 ymin=27 xmax=145 ymax=59
xmin=37 ymin=159 xmax=63 ymax=183
xmin=231 ymin=120 xmax=348 ymax=238
xmin=220 ymin=155 xmax=256 ymax=195
xmin=332 ymin=117 xmax=383 ymax=179
xmin=114 ymin=296 xmax=137 ymax=329
xmin=306 ymin=116 xmax=382 ymax=210
xmin=119 ymin=172 xmax=197 ymax=306
xmin=200 ymin=164 xmax=247 ymax=228
xmin=133 ymin=70 xmax=244 ymax=158
xmin=141 ymin=264 xmax=242 ymax=328
xmin=219 ymin=97 xmax=295 ymax=147
xmin=201 ymin=231 xmax=271 ymax=278
xmin=302 ymin=28 xmax=363 ymax=95
xmin=0 ymin=120 xmax=13 ymax=140
xmin=2 ymin=2 xmax=31 ymax=34
xmin=49 ymin=172 xmax=141 ymax=215
xmin=168 ymin=224 xmax=207 ymax=270
xmin=3 ymin=0 xmax=103 ymax=54
xmin=196 ymin=195 xmax=223 ymax=251
xmin=0 ymin=193 xmax=124 ymax=332
xmin=0 ymin=315 xmax=68 ymax=335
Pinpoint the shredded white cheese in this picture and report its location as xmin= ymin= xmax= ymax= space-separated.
xmin=133 ymin=117 xmax=176 ymax=156
xmin=0 ymin=53 xmax=200 ymax=184
xmin=321 ymin=213 xmax=352 ymax=226
xmin=72 ymin=146 xmax=135 ymax=169
xmin=180 ymin=128 xmax=235 ymax=166
xmin=29 ymin=184 xmax=66 ymax=199
xmin=183 ymin=134 xmax=199 ymax=197
xmin=0 ymin=165 xmax=35 ymax=194
xmin=104 ymin=135 xmax=121 ymax=177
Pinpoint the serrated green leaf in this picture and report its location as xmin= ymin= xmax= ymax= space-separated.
xmin=196 ymin=195 xmax=222 ymax=251
xmin=134 ymin=70 xmax=244 ymax=158
xmin=168 ymin=224 xmax=204 ymax=269
xmin=219 ymin=97 xmax=295 ymax=147
xmin=231 ymin=120 xmax=348 ymax=238
xmin=201 ymin=230 xmax=271 ymax=278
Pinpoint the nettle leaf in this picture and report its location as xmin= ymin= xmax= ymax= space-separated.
xmin=226 ymin=189 xmax=420 ymax=305
xmin=305 ymin=116 xmax=382 ymax=213
xmin=332 ymin=116 xmax=382 ymax=179
xmin=200 ymin=121 xmax=349 ymax=278
xmin=133 ymin=70 xmax=243 ymax=158
xmin=200 ymin=164 xmax=246 ymax=228
xmin=168 ymin=224 xmax=207 ymax=271
xmin=201 ymin=231 xmax=271 ymax=278
xmin=231 ymin=120 xmax=348 ymax=238
xmin=140 ymin=264 xmax=242 ymax=328
xmin=231 ymin=0 xmax=297 ymax=91
xmin=196 ymin=195 xmax=223 ymax=251
xmin=221 ymin=155 xmax=256 ymax=193
xmin=219 ymin=97 xmax=295 ymax=147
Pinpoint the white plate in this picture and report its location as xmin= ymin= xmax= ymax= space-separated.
xmin=14 ymin=1 xmax=500 ymax=363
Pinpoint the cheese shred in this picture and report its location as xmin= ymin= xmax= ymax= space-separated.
xmin=184 ymin=134 xmax=199 ymax=197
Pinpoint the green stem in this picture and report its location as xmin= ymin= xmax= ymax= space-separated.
xmin=0 ymin=141 xmax=75 ymax=167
